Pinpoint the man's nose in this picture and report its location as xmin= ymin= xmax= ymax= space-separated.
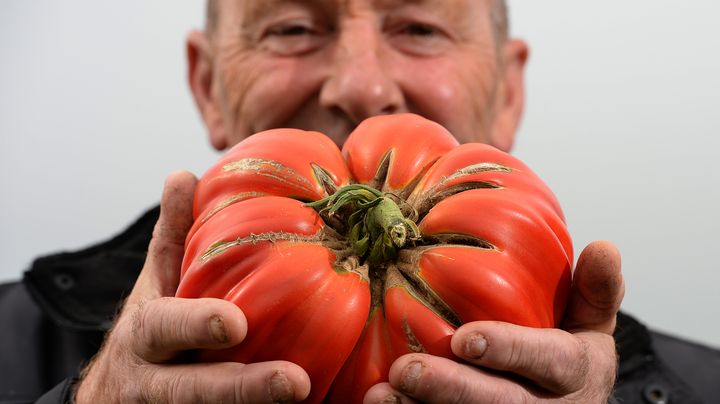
xmin=319 ymin=24 xmax=406 ymax=123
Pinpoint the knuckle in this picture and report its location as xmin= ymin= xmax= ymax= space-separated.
xmin=593 ymin=334 xmax=619 ymax=386
xmin=130 ymin=300 xmax=146 ymax=338
xmin=139 ymin=366 xmax=167 ymax=403
xmin=176 ymin=304 xmax=197 ymax=345
xmin=504 ymin=333 xmax=534 ymax=371
xmin=232 ymin=363 xmax=270 ymax=403
xmin=233 ymin=373 xmax=250 ymax=403
xmin=427 ymin=363 xmax=480 ymax=404
xmin=548 ymin=336 xmax=590 ymax=392
xmin=169 ymin=371 xmax=194 ymax=403
xmin=575 ymin=338 xmax=592 ymax=379
xmin=450 ymin=374 xmax=481 ymax=404
xmin=135 ymin=298 xmax=175 ymax=355
xmin=140 ymin=302 xmax=163 ymax=353
xmin=131 ymin=300 xmax=148 ymax=337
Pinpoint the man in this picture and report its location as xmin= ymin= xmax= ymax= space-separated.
xmin=1 ymin=0 xmax=716 ymax=403
xmin=172 ymin=2 xmax=622 ymax=401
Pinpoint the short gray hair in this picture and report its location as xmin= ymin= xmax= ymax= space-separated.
xmin=206 ymin=0 xmax=508 ymax=43
xmin=491 ymin=0 xmax=509 ymax=43
xmin=206 ymin=0 xmax=219 ymax=35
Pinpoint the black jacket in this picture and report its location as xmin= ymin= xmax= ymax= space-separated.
xmin=1 ymin=207 xmax=719 ymax=403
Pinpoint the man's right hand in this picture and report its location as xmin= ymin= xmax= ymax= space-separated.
xmin=74 ymin=171 xmax=311 ymax=403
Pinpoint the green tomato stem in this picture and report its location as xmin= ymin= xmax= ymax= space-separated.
xmin=307 ymin=184 xmax=419 ymax=265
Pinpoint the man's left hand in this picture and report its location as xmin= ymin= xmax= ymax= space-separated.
xmin=365 ymin=241 xmax=623 ymax=403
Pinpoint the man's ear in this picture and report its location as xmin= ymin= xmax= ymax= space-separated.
xmin=187 ymin=30 xmax=227 ymax=150
xmin=490 ymin=39 xmax=529 ymax=152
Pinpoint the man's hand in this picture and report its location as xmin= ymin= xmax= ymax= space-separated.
xmin=365 ymin=241 xmax=624 ymax=403
xmin=74 ymin=171 xmax=311 ymax=403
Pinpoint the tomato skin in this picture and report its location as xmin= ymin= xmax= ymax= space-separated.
xmin=384 ymin=285 xmax=456 ymax=358
xmin=343 ymin=114 xmax=458 ymax=191
xmin=417 ymin=189 xmax=571 ymax=325
xmin=326 ymin=308 xmax=394 ymax=404
xmin=196 ymin=244 xmax=371 ymax=402
xmin=190 ymin=128 xmax=351 ymax=232
xmin=179 ymin=197 xmax=325 ymax=297
xmin=177 ymin=113 xmax=573 ymax=403
xmin=411 ymin=142 xmax=572 ymax=258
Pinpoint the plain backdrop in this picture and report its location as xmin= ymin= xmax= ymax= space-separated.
xmin=1 ymin=1 xmax=718 ymax=347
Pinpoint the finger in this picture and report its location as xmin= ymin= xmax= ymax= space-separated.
xmin=450 ymin=321 xmax=592 ymax=394
xmin=387 ymin=353 xmax=534 ymax=404
xmin=130 ymin=171 xmax=198 ymax=303
xmin=140 ymin=361 xmax=311 ymax=403
xmin=129 ymin=297 xmax=247 ymax=363
xmin=562 ymin=240 xmax=624 ymax=333
xmin=364 ymin=383 xmax=419 ymax=404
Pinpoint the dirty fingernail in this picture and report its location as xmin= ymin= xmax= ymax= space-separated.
xmin=379 ymin=394 xmax=400 ymax=403
xmin=399 ymin=361 xmax=423 ymax=392
xmin=269 ymin=371 xmax=294 ymax=403
xmin=465 ymin=333 xmax=487 ymax=359
xmin=209 ymin=315 xmax=229 ymax=344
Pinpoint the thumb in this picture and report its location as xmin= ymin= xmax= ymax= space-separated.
xmin=562 ymin=240 xmax=624 ymax=334
xmin=128 ymin=171 xmax=198 ymax=305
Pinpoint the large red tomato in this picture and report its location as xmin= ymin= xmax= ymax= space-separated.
xmin=177 ymin=113 xmax=573 ymax=403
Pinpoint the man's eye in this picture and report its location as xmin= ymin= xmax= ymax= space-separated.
xmin=261 ymin=22 xmax=328 ymax=56
xmin=268 ymin=24 xmax=314 ymax=36
xmin=388 ymin=21 xmax=450 ymax=56
xmin=402 ymin=24 xmax=436 ymax=37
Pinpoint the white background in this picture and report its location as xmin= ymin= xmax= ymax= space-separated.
xmin=1 ymin=1 xmax=718 ymax=347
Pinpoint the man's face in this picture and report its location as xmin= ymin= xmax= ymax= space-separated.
xmin=189 ymin=0 xmax=526 ymax=151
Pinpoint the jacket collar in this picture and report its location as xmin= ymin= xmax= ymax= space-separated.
xmin=22 ymin=206 xmax=160 ymax=331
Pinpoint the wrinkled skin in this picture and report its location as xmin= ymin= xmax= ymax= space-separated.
xmin=191 ymin=0 xmax=523 ymax=151
xmin=75 ymin=0 xmax=624 ymax=403
xmin=76 ymin=172 xmax=312 ymax=403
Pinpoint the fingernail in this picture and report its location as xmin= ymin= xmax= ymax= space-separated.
xmin=209 ymin=315 xmax=229 ymax=344
xmin=465 ymin=333 xmax=487 ymax=359
xmin=399 ymin=361 xmax=423 ymax=392
xmin=379 ymin=394 xmax=400 ymax=403
xmin=269 ymin=371 xmax=294 ymax=403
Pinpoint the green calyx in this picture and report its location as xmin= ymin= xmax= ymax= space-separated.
xmin=306 ymin=184 xmax=420 ymax=265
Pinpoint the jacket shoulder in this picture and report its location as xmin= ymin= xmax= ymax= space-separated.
xmin=0 ymin=206 xmax=159 ymax=402
xmin=651 ymin=330 xmax=720 ymax=401
xmin=614 ymin=312 xmax=720 ymax=403
xmin=0 ymin=281 xmax=46 ymax=402
xmin=23 ymin=206 xmax=159 ymax=331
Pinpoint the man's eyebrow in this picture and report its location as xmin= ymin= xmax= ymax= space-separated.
xmin=373 ymin=0 xmax=450 ymax=9
xmin=373 ymin=0 xmax=472 ymax=24
xmin=239 ymin=0 xmax=476 ymax=29
xmin=242 ymin=0 xmax=336 ymax=19
xmin=374 ymin=0 xmax=422 ymax=7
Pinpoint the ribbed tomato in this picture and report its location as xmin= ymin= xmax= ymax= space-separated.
xmin=177 ymin=113 xmax=573 ymax=403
